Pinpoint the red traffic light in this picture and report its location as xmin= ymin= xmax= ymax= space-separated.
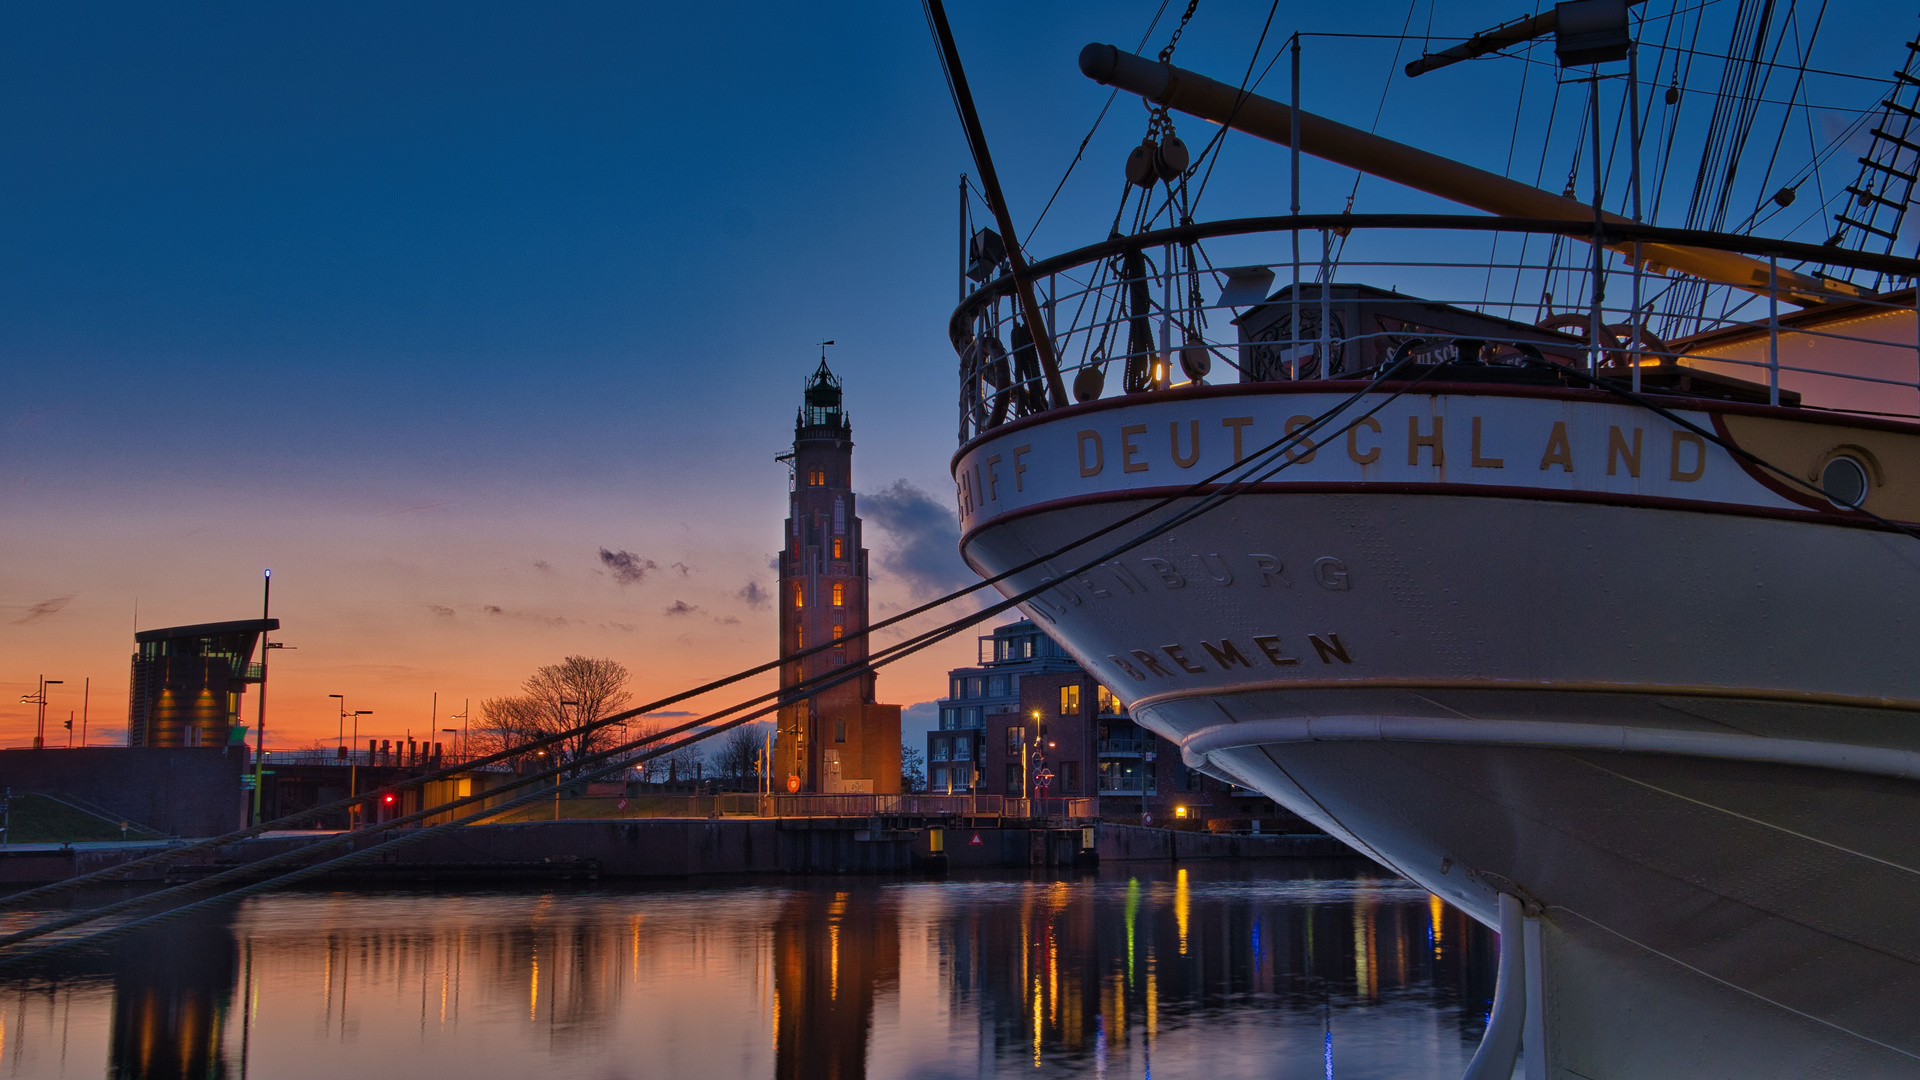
xmin=382 ymin=794 xmax=395 ymax=804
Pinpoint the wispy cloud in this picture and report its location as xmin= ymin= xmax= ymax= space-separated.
xmin=533 ymin=560 xmax=553 ymax=573
xmin=861 ymin=479 xmax=972 ymax=596
xmin=599 ymin=548 xmax=657 ymax=585
xmin=14 ymin=595 xmax=75 ymax=625
xmin=713 ymin=614 xmax=741 ymax=625
xmin=664 ymin=600 xmax=700 ymax=617
xmin=427 ymin=604 xmax=455 ymax=617
xmin=737 ymin=581 xmax=769 ymax=608
xmin=482 ymin=605 xmax=570 ymax=627
xmin=671 ymin=561 xmax=694 ymax=577
xmin=379 ymin=500 xmax=452 ymax=517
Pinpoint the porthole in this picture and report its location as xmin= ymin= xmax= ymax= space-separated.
xmin=1820 ymin=455 xmax=1868 ymax=510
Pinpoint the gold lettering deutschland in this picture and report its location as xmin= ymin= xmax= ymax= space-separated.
xmin=1607 ymin=426 xmax=1643 ymax=478
xmin=1222 ymin=416 xmax=1254 ymax=463
xmin=1285 ymin=415 xmax=1319 ymax=463
xmin=1408 ymin=416 xmax=1444 ymax=466
xmin=1540 ymin=421 xmax=1574 ymax=472
xmin=1121 ymin=424 xmax=1150 ymax=473
xmin=1348 ymin=416 xmax=1382 ymax=464
xmin=1170 ymin=420 xmax=1201 ymax=468
xmin=962 ymin=405 xmax=1731 ymax=528
xmin=1078 ymin=430 xmax=1103 ymax=477
xmin=1671 ymin=430 xmax=1707 ymax=481
xmin=1470 ymin=417 xmax=1504 ymax=468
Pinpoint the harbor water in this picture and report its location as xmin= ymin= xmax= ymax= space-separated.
xmin=1 ymin=862 xmax=1497 ymax=1079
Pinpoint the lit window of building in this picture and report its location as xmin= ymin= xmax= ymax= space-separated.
xmin=832 ymin=624 xmax=844 ymax=641
xmin=832 ymin=538 xmax=844 ymax=559
xmin=1059 ymin=684 xmax=1080 ymax=715
xmin=832 ymin=582 xmax=844 ymax=606
xmin=794 ymin=584 xmax=805 ymax=608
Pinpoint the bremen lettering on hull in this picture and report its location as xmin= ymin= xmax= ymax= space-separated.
xmin=1107 ymin=633 xmax=1354 ymax=683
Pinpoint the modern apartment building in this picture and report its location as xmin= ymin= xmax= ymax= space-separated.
xmin=929 ymin=619 xmax=1304 ymax=829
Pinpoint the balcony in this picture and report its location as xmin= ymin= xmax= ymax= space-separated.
xmin=1097 ymin=737 xmax=1150 ymax=756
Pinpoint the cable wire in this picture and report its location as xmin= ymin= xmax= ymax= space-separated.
xmin=0 ymin=352 xmax=1451 ymax=962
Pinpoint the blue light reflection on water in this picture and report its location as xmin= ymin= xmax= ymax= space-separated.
xmin=0 ymin=860 xmax=1496 ymax=1079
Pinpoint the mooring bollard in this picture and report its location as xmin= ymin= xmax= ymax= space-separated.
xmin=1073 ymin=824 xmax=1100 ymax=870
xmin=924 ymin=826 xmax=950 ymax=876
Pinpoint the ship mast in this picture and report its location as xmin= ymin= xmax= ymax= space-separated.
xmin=923 ymin=0 xmax=1071 ymax=409
xmin=1078 ymin=44 xmax=1845 ymax=307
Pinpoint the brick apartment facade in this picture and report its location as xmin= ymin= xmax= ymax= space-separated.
xmin=929 ymin=620 xmax=1311 ymax=831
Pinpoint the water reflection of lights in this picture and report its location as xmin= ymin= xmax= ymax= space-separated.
xmin=1174 ymin=867 xmax=1190 ymax=955
xmin=0 ymin=869 xmax=1492 ymax=1079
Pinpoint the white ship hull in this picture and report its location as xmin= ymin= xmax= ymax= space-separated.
xmin=955 ymin=382 xmax=1920 ymax=1077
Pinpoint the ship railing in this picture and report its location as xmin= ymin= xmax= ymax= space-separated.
xmin=951 ymin=215 xmax=1920 ymax=445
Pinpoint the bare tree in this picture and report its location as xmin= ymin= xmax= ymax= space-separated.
xmin=713 ymin=723 xmax=770 ymax=786
xmin=900 ymin=745 xmax=927 ymax=793
xmin=473 ymin=656 xmax=633 ymax=777
xmin=664 ymin=740 xmax=705 ymax=785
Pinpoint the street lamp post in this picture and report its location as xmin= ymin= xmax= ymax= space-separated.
xmin=450 ymin=700 xmax=470 ymax=759
xmin=348 ymin=710 xmax=372 ymax=827
xmin=34 ymin=679 xmax=63 ymax=749
xmin=252 ymin=569 xmax=273 ymax=825
xmin=329 ymin=695 xmax=347 ymax=757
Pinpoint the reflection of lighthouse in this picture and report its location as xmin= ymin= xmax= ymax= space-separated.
xmin=773 ymin=887 xmax=899 ymax=1080
xmin=772 ymin=355 xmax=901 ymax=794
xmin=107 ymin=911 xmax=237 ymax=1080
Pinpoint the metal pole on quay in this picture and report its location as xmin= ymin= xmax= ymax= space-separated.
xmin=349 ymin=710 xmax=371 ymax=827
xmin=557 ymin=700 xmax=580 ymax=821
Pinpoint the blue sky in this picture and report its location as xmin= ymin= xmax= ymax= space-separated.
xmin=0 ymin=1 xmax=1900 ymax=747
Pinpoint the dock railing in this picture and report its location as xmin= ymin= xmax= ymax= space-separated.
xmin=523 ymin=792 xmax=1099 ymax=822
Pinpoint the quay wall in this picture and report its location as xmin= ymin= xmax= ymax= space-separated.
xmin=0 ymin=819 xmax=1353 ymax=886
xmin=0 ymin=747 xmax=244 ymax=838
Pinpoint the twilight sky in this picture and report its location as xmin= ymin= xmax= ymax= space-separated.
xmin=0 ymin=1 xmax=1898 ymax=749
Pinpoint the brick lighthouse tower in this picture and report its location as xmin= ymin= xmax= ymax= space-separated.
xmin=773 ymin=355 xmax=901 ymax=795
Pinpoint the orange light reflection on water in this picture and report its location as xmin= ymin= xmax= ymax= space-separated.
xmin=0 ymin=868 xmax=1495 ymax=1079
